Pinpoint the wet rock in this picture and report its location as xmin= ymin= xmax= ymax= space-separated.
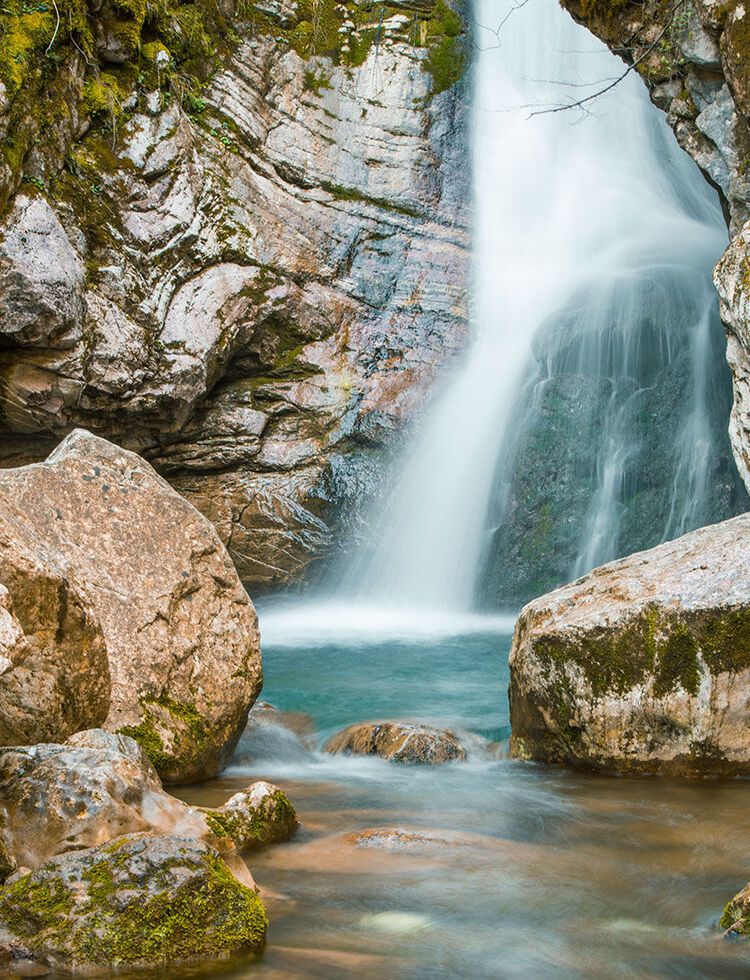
xmin=200 ymin=781 xmax=298 ymax=850
xmin=324 ymin=721 xmax=467 ymax=763
xmin=346 ymin=827 xmax=472 ymax=852
xmin=0 ymin=520 xmax=110 ymax=747
xmin=509 ymin=513 xmax=750 ymax=775
xmin=0 ymin=834 xmax=268 ymax=973
xmin=0 ymin=731 xmax=209 ymax=870
xmin=0 ymin=431 xmax=262 ymax=783
xmin=721 ymin=880 xmax=750 ymax=937
xmin=247 ymin=701 xmax=316 ymax=737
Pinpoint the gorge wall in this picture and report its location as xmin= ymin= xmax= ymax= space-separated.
xmin=0 ymin=0 xmax=470 ymax=591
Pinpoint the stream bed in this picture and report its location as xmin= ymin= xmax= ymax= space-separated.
xmin=171 ymin=603 xmax=750 ymax=979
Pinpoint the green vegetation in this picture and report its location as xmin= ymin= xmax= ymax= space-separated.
xmin=534 ymin=604 xmax=750 ymax=703
xmin=303 ymin=66 xmax=332 ymax=95
xmin=424 ymin=0 xmax=465 ymax=94
xmin=201 ymin=788 xmax=297 ymax=849
xmin=117 ymin=694 xmax=208 ymax=777
xmin=0 ymin=843 xmax=268 ymax=968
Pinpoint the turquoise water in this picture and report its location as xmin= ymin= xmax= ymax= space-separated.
xmin=174 ymin=607 xmax=750 ymax=979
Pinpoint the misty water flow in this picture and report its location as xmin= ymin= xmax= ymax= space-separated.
xmin=335 ymin=0 xmax=729 ymax=618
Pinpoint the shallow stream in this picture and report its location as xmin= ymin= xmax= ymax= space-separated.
xmin=170 ymin=603 xmax=750 ymax=979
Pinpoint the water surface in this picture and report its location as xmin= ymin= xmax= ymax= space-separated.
xmin=175 ymin=605 xmax=750 ymax=979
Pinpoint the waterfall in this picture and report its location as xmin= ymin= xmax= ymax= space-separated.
xmin=332 ymin=0 xmax=736 ymax=617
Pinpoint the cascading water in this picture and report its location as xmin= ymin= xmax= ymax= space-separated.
xmin=338 ymin=0 xmax=741 ymax=615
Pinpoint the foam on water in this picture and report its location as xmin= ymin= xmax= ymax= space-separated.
xmin=258 ymin=600 xmax=517 ymax=648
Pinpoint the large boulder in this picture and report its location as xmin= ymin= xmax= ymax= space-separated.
xmin=0 ymin=731 xmax=209 ymax=870
xmin=509 ymin=513 xmax=750 ymax=775
xmin=0 ymin=519 xmax=110 ymax=747
xmin=0 ymin=430 xmax=262 ymax=783
xmin=324 ymin=721 xmax=467 ymax=764
xmin=0 ymin=834 xmax=268 ymax=974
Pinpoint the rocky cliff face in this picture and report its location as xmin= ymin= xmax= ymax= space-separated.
xmin=0 ymin=0 xmax=470 ymax=590
xmin=559 ymin=0 xmax=750 ymax=498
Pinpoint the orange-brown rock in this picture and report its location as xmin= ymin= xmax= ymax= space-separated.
xmin=0 ymin=430 xmax=262 ymax=783
xmin=324 ymin=720 xmax=466 ymax=764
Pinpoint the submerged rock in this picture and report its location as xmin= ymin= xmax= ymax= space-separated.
xmin=0 ymin=430 xmax=262 ymax=783
xmin=509 ymin=513 xmax=750 ymax=775
xmin=200 ymin=781 xmax=298 ymax=850
xmin=0 ymin=834 xmax=268 ymax=974
xmin=324 ymin=721 xmax=467 ymax=764
xmin=346 ymin=828 xmax=473 ymax=852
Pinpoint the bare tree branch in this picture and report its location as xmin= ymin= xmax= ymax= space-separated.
xmin=529 ymin=0 xmax=688 ymax=117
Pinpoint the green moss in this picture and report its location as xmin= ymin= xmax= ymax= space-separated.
xmin=320 ymin=179 xmax=421 ymax=217
xmin=0 ymin=0 xmax=92 ymax=93
xmin=0 ymin=848 xmax=267 ymax=967
xmin=116 ymin=694 xmax=208 ymax=777
xmin=82 ymin=73 xmax=123 ymax=120
xmin=423 ymin=0 xmax=465 ymax=94
xmin=117 ymin=715 xmax=175 ymax=772
xmin=535 ymin=604 xmax=750 ymax=706
xmin=721 ymin=900 xmax=741 ymax=931
xmin=303 ymin=66 xmax=332 ymax=95
xmin=577 ymin=0 xmax=630 ymax=23
xmin=76 ymin=852 xmax=267 ymax=965
xmin=0 ymin=874 xmax=74 ymax=936
xmin=201 ymin=789 xmax=297 ymax=849
xmin=203 ymin=809 xmax=245 ymax=842
xmin=693 ymin=608 xmax=750 ymax=675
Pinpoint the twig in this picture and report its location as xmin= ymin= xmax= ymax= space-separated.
xmin=529 ymin=0 xmax=688 ymax=117
xmin=45 ymin=0 xmax=60 ymax=54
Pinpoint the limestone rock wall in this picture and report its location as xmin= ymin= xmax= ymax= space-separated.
xmin=0 ymin=0 xmax=470 ymax=590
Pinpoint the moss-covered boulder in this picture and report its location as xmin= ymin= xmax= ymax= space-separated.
xmin=0 ymin=834 xmax=267 ymax=973
xmin=324 ymin=720 xmax=467 ymax=763
xmin=200 ymin=781 xmax=298 ymax=850
xmin=509 ymin=513 xmax=750 ymax=776
xmin=721 ymin=880 xmax=750 ymax=937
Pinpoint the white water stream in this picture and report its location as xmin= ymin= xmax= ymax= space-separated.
xmin=336 ymin=0 xmax=728 ymax=616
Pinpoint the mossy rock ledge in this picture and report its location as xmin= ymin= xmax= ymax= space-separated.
xmin=0 ymin=833 xmax=268 ymax=974
xmin=509 ymin=512 xmax=750 ymax=776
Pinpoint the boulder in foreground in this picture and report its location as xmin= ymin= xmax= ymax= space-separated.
xmin=509 ymin=514 xmax=750 ymax=775
xmin=0 ymin=430 xmax=262 ymax=783
xmin=0 ymin=834 xmax=267 ymax=974
xmin=0 ymin=731 xmax=208 ymax=870
xmin=325 ymin=721 xmax=467 ymax=764
xmin=0 ymin=730 xmax=297 ymax=875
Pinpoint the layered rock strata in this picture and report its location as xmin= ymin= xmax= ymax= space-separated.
xmin=0 ymin=0 xmax=470 ymax=590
